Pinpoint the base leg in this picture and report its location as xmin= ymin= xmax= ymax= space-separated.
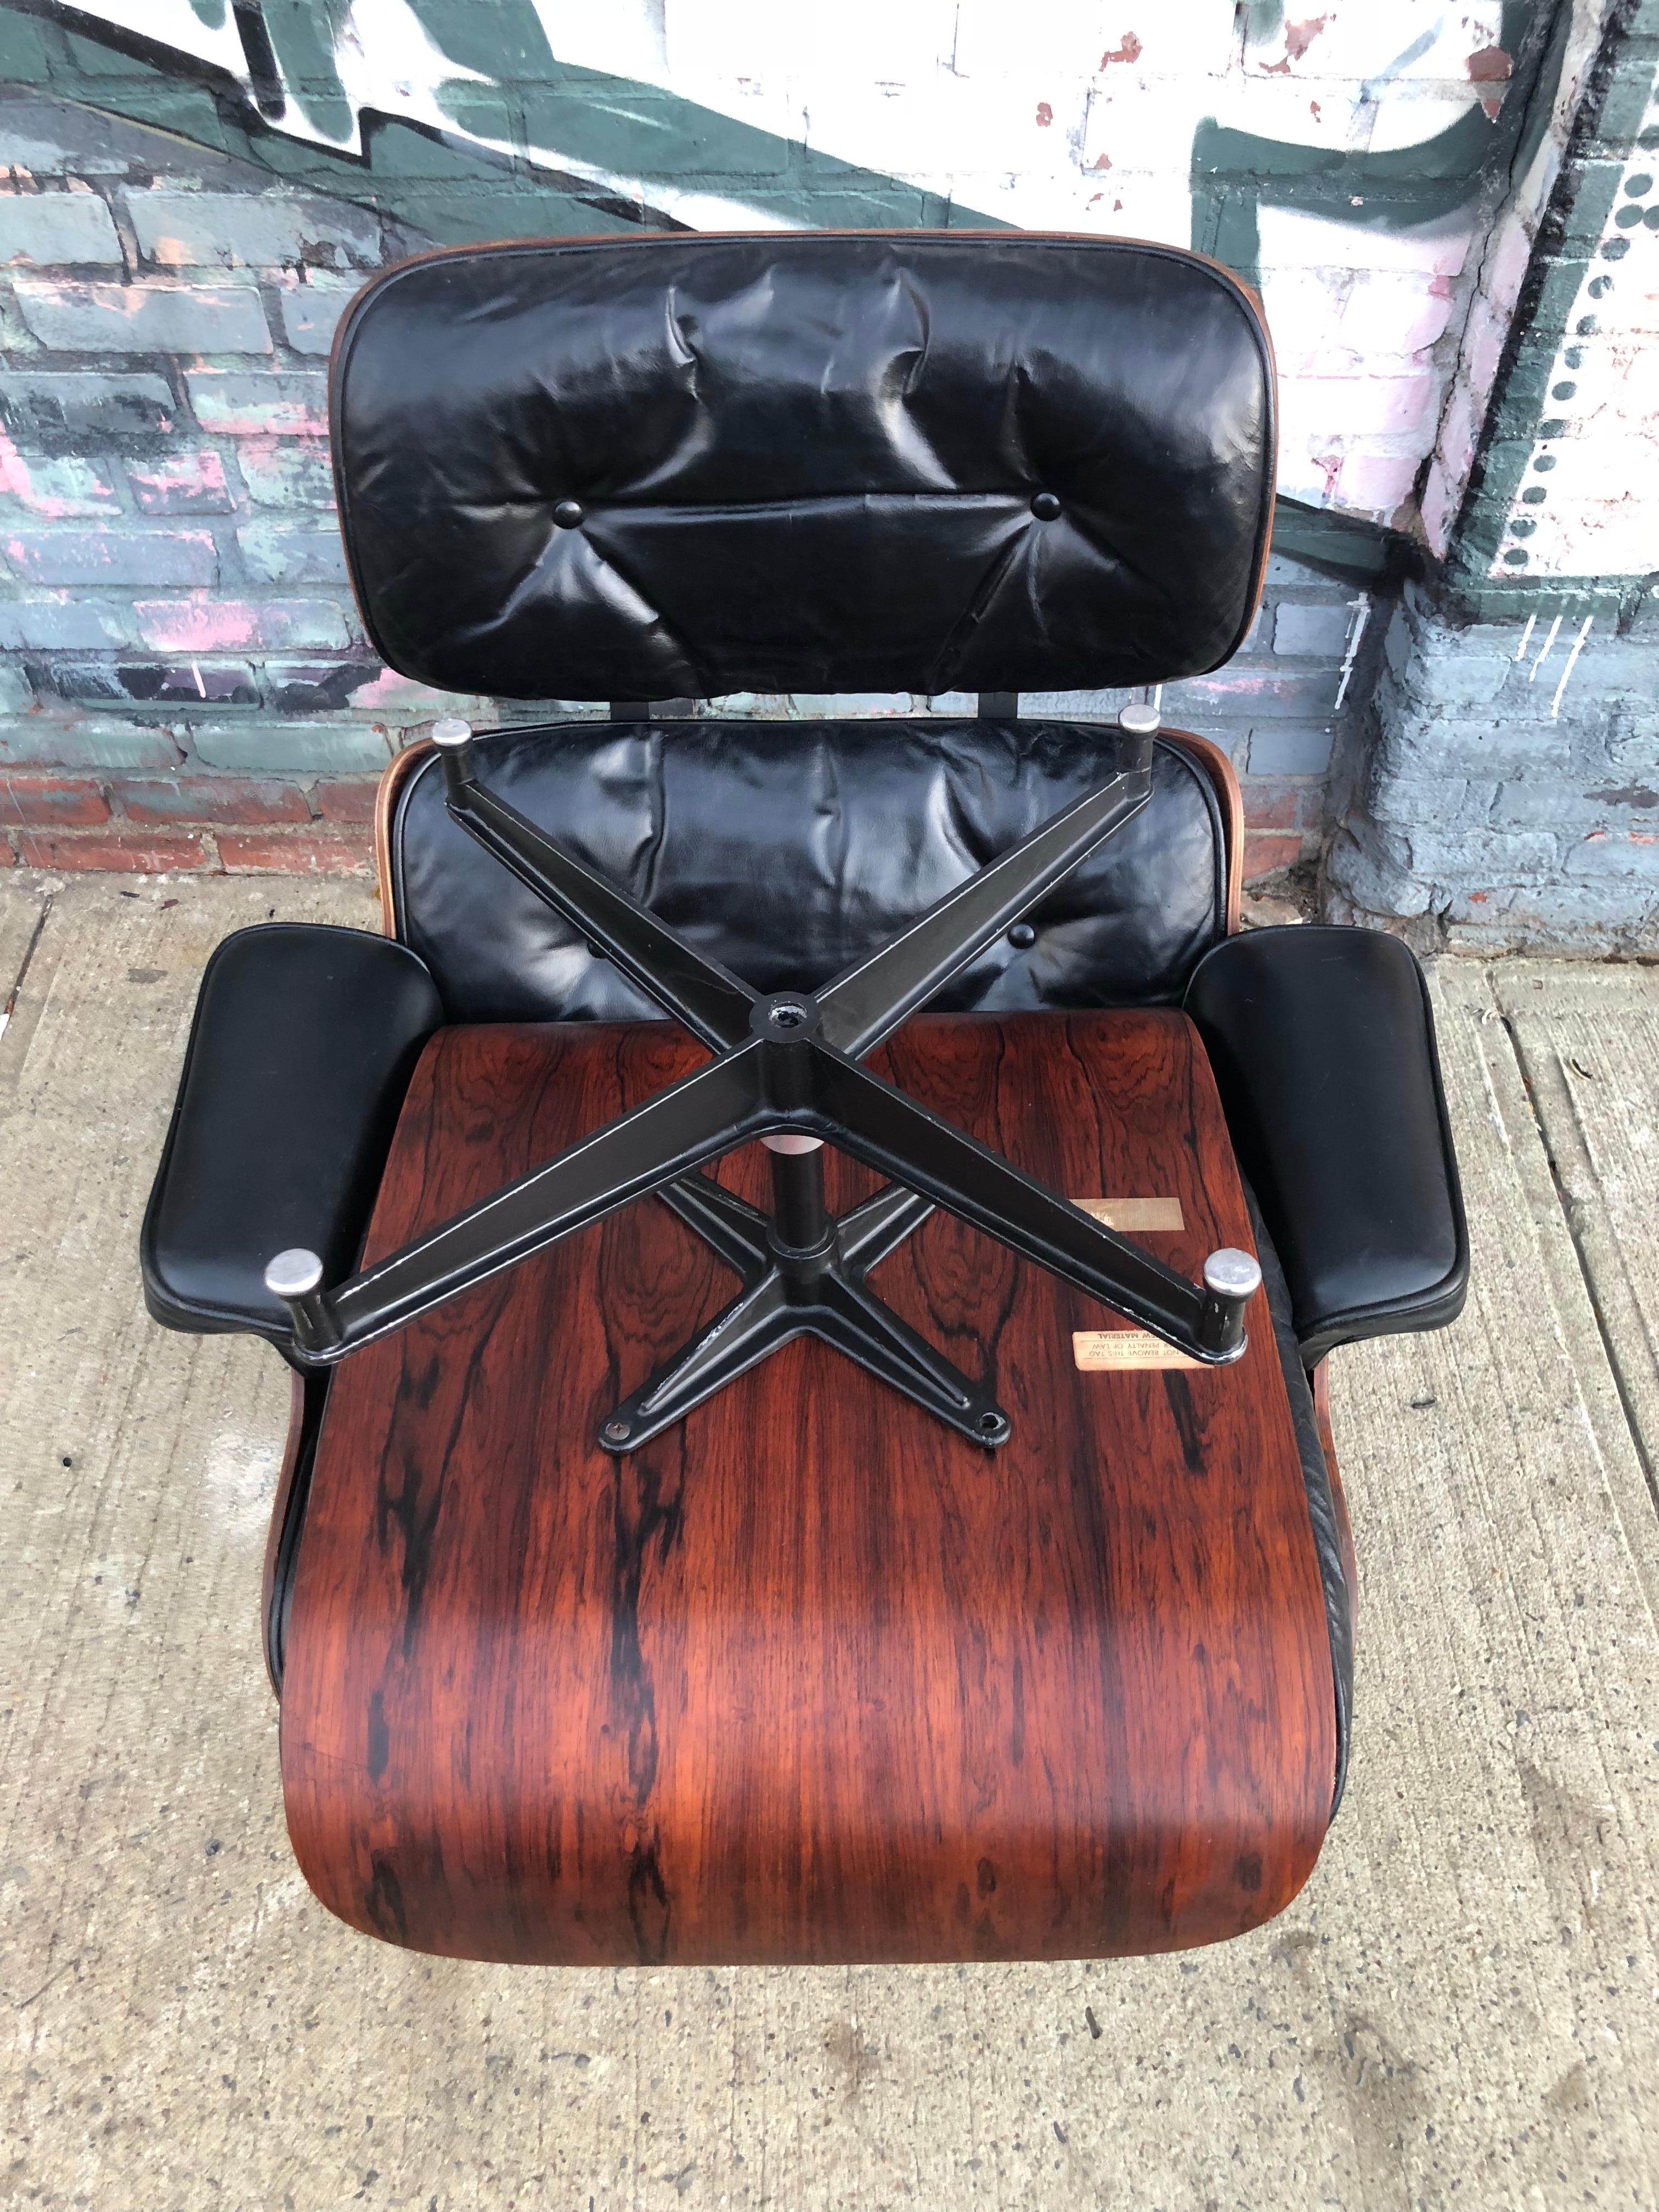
xmin=600 ymin=1269 xmax=800 ymax=1452
xmin=657 ymin=1172 xmax=773 ymax=1278
xmin=598 ymin=1174 xmax=1005 ymax=1454
xmin=837 ymin=1182 xmax=936 ymax=1272
xmin=811 ymin=1268 xmax=1010 ymax=1447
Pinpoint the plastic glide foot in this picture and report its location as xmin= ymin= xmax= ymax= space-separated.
xmin=597 ymin=1173 xmax=1009 ymax=1453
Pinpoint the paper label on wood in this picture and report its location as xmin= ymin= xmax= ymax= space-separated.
xmin=1073 ymin=1329 xmax=1203 ymax=1371
xmin=1073 ymin=1197 xmax=1184 ymax=1231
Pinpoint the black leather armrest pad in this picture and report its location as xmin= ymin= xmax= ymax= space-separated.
xmin=141 ymin=924 xmax=442 ymax=1342
xmin=1183 ymin=926 xmax=1468 ymax=1358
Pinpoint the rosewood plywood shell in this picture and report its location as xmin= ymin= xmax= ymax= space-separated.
xmin=280 ymin=1012 xmax=1335 ymax=1966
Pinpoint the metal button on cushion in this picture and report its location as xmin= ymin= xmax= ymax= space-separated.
xmin=1031 ymin=491 xmax=1062 ymax=520
xmin=1007 ymin=922 xmax=1037 ymax=949
xmin=552 ymin=499 xmax=585 ymax=528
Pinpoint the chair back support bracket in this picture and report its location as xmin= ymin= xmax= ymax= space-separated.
xmin=266 ymin=707 xmax=1263 ymax=1447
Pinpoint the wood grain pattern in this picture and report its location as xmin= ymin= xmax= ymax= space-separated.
xmin=280 ymin=1011 xmax=1336 ymax=1966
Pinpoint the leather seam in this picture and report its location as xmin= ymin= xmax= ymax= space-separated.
xmin=1296 ymin=1272 xmax=1469 ymax=1345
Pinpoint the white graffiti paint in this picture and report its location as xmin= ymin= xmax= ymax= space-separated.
xmin=1549 ymin=612 xmax=1593 ymax=715
xmin=53 ymin=2 xmax=1517 ymax=526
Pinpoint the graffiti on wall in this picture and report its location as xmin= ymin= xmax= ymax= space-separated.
xmin=2 ymin=0 xmax=1568 ymax=544
xmin=1485 ymin=58 xmax=1659 ymax=584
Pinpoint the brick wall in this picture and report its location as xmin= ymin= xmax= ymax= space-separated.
xmin=1332 ymin=2 xmax=1659 ymax=950
xmin=1328 ymin=585 xmax=1658 ymax=949
xmin=0 ymin=78 xmax=411 ymax=874
xmin=0 ymin=2 xmax=1646 ymax=936
xmin=1420 ymin=0 xmax=1618 ymax=556
xmin=0 ymin=54 xmax=1383 ymax=889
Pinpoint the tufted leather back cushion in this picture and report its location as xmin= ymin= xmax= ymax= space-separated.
xmin=332 ymin=233 xmax=1275 ymax=701
xmin=388 ymin=719 xmax=1228 ymax=1023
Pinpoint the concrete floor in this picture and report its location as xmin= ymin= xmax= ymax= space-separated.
xmin=2 ymin=872 xmax=1657 ymax=2212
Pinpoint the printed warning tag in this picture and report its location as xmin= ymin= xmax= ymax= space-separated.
xmin=1073 ymin=1330 xmax=1203 ymax=1371
xmin=1073 ymin=1197 xmax=1184 ymax=1231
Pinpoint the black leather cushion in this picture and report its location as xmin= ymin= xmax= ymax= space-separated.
xmin=332 ymin=233 xmax=1274 ymax=700
xmin=1183 ymin=927 xmax=1468 ymax=1359
xmin=388 ymin=719 xmax=1227 ymax=1022
xmin=142 ymin=926 xmax=442 ymax=1345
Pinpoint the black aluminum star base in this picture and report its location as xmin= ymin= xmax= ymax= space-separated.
xmin=599 ymin=1157 xmax=1008 ymax=1455
xmin=269 ymin=710 xmax=1263 ymax=1453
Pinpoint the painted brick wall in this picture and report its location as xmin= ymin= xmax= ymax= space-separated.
xmin=1333 ymin=2 xmax=1659 ymax=950
xmin=1419 ymin=0 xmax=1617 ymax=557
xmin=0 ymin=0 xmax=1641 ymax=929
xmin=1 ymin=83 xmax=407 ymax=873
xmin=1328 ymin=585 xmax=1658 ymax=949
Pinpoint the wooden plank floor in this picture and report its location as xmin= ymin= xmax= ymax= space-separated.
xmin=1 ymin=874 xmax=1655 ymax=2210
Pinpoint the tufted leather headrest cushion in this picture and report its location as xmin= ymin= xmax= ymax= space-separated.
xmin=331 ymin=233 xmax=1276 ymax=702
xmin=386 ymin=718 xmax=1229 ymax=1023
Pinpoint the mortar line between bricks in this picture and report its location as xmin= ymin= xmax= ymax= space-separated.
xmin=1492 ymin=977 xmax=1659 ymax=1527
